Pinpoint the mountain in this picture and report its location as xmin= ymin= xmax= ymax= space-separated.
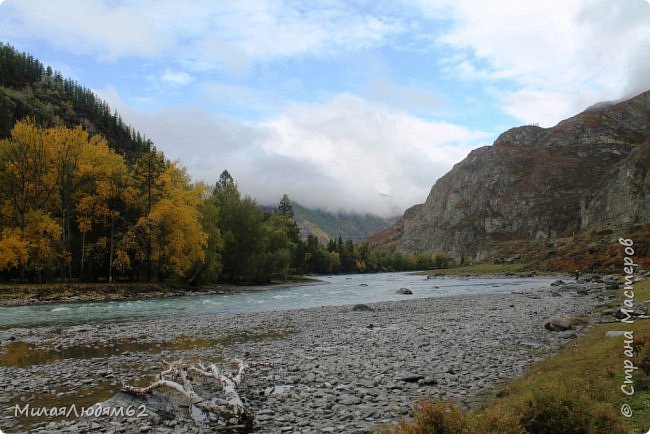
xmin=0 ymin=43 xmax=150 ymax=161
xmin=581 ymin=135 xmax=650 ymax=230
xmin=368 ymin=90 xmax=650 ymax=261
xmin=292 ymin=202 xmax=395 ymax=243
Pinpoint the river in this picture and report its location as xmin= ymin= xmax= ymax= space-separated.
xmin=0 ymin=273 xmax=556 ymax=329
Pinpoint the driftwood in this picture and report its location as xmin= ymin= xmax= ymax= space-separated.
xmin=122 ymin=359 xmax=253 ymax=430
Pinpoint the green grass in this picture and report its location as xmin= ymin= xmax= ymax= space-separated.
xmin=426 ymin=262 xmax=529 ymax=275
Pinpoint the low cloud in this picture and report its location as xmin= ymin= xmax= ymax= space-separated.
xmin=100 ymin=88 xmax=486 ymax=216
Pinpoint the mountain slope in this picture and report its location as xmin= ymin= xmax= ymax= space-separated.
xmin=581 ymin=136 xmax=650 ymax=230
xmin=369 ymin=90 xmax=650 ymax=259
xmin=0 ymin=43 xmax=149 ymax=161
xmin=292 ymin=202 xmax=394 ymax=243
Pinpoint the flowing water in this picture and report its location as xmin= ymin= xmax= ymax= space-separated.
xmin=0 ymin=273 xmax=556 ymax=329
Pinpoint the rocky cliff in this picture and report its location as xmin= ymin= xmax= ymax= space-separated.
xmin=581 ymin=137 xmax=650 ymax=230
xmin=369 ymin=90 xmax=650 ymax=259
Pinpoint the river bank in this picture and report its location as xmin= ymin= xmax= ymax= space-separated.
xmin=0 ymin=277 xmax=616 ymax=433
xmin=0 ymin=277 xmax=322 ymax=307
xmin=0 ymin=266 xmax=548 ymax=308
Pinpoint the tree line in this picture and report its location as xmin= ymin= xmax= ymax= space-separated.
xmin=0 ymin=42 xmax=148 ymax=161
xmin=0 ymin=120 xmax=451 ymax=284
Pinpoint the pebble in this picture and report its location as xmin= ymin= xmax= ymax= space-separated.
xmin=0 ymin=282 xmax=607 ymax=433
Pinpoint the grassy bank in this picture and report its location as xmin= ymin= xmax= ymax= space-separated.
xmin=424 ymin=262 xmax=531 ymax=276
xmin=391 ymin=280 xmax=650 ymax=433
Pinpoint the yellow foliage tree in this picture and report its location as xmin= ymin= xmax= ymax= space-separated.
xmin=0 ymin=119 xmax=213 ymax=283
xmin=75 ymin=134 xmax=134 ymax=282
xmin=0 ymin=229 xmax=28 ymax=271
xmin=0 ymin=118 xmax=58 ymax=230
xmin=48 ymin=124 xmax=87 ymax=278
xmin=146 ymin=163 xmax=207 ymax=279
xmin=22 ymin=210 xmax=63 ymax=281
xmin=0 ymin=119 xmax=61 ymax=279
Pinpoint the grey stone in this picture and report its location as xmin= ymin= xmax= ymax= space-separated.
xmin=558 ymin=331 xmax=578 ymax=339
xmin=544 ymin=316 xmax=573 ymax=332
xmin=338 ymin=394 xmax=362 ymax=405
xmin=396 ymin=373 xmax=425 ymax=383
xmin=605 ymin=331 xmax=628 ymax=337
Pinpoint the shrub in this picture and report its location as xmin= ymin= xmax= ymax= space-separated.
xmin=474 ymin=409 xmax=523 ymax=434
xmin=520 ymin=386 xmax=625 ymax=434
xmin=634 ymin=332 xmax=650 ymax=375
xmin=394 ymin=400 xmax=474 ymax=434
xmin=394 ymin=385 xmax=626 ymax=434
xmin=635 ymin=344 xmax=650 ymax=383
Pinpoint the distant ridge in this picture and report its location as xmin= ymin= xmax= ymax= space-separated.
xmin=292 ymin=202 xmax=395 ymax=243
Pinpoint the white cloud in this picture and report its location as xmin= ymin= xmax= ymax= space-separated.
xmin=0 ymin=0 xmax=171 ymax=59
xmin=414 ymin=0 xmax=650 ymax=126
xmin=159 ymin=70 xmax=193 ymax=87
xmin=364 ymin=76 xmax=444 ymax=114
xmin=7 ymin=0 xmax=650 ymax=215
xmin=257 ymin=94 xmax=486 ymax=215
xmin=198 ymin=82 xmax=270 ymax=112
xmin=0 ymin=0 xmax=404 ymax=71
xmin=98 ymin=88 xmax=486 ymax=216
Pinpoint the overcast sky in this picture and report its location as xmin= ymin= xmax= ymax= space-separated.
xmin=1 ymin=0 xmax=649 ymax=216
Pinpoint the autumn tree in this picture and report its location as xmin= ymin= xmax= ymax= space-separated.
xmin=145 ymin=163 xmax=207 ymax=281
xmin=49 ymin=125 xmax=87 ymax=279
xmin=0 ymin=119 xmax=60 ymax=280
xmin=0 ymin=228 xmax=28 ymax=273
xmin=0 ymin=119 xmax=58 ymax=231
xmin=75 ymin=134 xmax=134 ymax=282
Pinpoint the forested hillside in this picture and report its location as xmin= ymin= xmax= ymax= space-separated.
xmin=0 ymin=43 xmax=147 ymax=161
xmin=0 ymin=45 xmax=444 ymax=284
xmin=292 ymin=202 xmax=393 ymax=243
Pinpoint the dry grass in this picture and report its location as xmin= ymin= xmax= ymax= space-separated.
xmin=389 ymin=280 xmax=650 ymax=434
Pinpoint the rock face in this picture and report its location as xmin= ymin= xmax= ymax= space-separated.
xmin=369 ymin=90 xmax=650 ymax=257
xmin=581 ymin=137 xmax=650 ymax=230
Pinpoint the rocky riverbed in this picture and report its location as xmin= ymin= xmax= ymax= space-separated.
xmin=0 ymin=278 xmax=619 ymax=433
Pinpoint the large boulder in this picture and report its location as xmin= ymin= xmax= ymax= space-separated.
xmin=544 ymin=316 xmax=573 ymax=332
xmin=396 ymin=287 xmax=413 ymax=295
